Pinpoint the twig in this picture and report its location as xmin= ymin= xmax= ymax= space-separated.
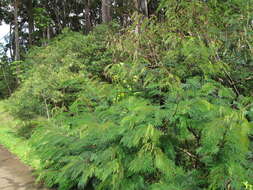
xmin=177 ymin=147 xmax=198 ymax=160
xmin=223 ymin=69 xmax=240 ymax=96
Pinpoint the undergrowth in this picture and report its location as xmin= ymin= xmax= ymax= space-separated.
xmin=0 ymin=101 xmax=40 ymax=168
xmin=1 ymin=0 xmax=253 ymax=189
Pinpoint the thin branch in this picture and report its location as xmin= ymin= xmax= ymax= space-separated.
xmin=177 ymin=147 xmax=198 ymax=160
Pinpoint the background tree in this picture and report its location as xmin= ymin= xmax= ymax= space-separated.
xmin=26 ymin=0 xmax=34 ymax=46
xmin=84 ymin=0 xmax=92 ymax=33
xmin=102 ymin=0 xmax=111 ymax=23
xmin=134 ymin=0 xmax=148 ymax=16
xmin=13 ymin=0 xmax=20 ymax=61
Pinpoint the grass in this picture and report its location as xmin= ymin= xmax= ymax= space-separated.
xmin=0 ymin=101 xmax=40 ymax=169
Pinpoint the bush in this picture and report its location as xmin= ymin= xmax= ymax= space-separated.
xmin=30 ymin=76 xmax=252 ymax=190
xmin=0 ymin=61 xmax=16 ymax=99
xmin=5 ymin=1 xmax=253 ymax=189
xmin=7 ymin=26 xmax=113 ymax=120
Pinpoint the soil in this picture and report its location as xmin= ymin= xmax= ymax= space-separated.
xmin=0 ymin=145 xmax=48 ymax=190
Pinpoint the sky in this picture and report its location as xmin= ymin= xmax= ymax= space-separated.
xmin=0 ymin=22 xmax=10 ymax=44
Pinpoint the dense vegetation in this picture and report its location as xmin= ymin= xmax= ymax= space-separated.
xmin=0 ymin=0 xmax=253 ymax=190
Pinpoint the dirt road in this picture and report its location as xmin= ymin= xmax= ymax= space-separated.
xmin=0 ymin=145 xmax=48 ymax=190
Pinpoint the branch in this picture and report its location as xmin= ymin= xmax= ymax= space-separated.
xmin=177 ymin=147 xmax=198 ymax=160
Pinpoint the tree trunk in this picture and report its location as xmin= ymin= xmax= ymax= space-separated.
xmin=85 ymin=0 xmax=92 ymax=33
xmin=102 ymin=0 xmax=112 ymax=23
xmin=140 ymin=0 xmax=148 ymax=16
xmin=42 ymin=29 xmax=47 ymax=46
xmin=9 ymin=24 xmax=13 ymax=59
xmin=27 ymin=0 xmax=34 ymax=46
xmin=134 ymin=0 xmax=148 ymax=16
xmin=47 ymin=26 xmax=50 ymax=40
xmin=134 ymin=0 xmax=148 ymax=34
xmin=14 ymin=0 xmax=20 ymax=61
xmin=53 ymin=6 xmax=62 ymax=33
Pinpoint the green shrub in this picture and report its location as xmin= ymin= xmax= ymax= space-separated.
xmin=0 ymin=61 xmax=16 ymax=99
xmin=15 ymin=120 xmax=45 ymax=139
xmin=30 ymin=76 xmax=252 ymax=190
xmin=7 ymin=26 xmax=113 ymax=120
xmin=4 ymin=1 xmax=253 ymax=189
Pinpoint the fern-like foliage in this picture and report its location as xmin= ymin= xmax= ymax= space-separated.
xmin=5 ymin=1 xmax=253 ymax=189
xmin=29 ymin=75 xmax=252 ymax=190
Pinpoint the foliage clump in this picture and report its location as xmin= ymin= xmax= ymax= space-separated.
xmin=4 ymin=0 xmax=253 ymax=189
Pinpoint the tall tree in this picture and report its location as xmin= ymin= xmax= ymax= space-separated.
xmin=101 ymin=0 xmax=111 ymax=23
xmin=27 ymin=0 xmax=34 ymax=46
xmin=134 ymin=0 xmax=148 ymax=16
xmin=14 ymin=0 xmax=20 ymax=61
xmin=84 ymin=0 xmax=92 ymax=33
xmin=134 ymin=0 xmax=148 ymax=34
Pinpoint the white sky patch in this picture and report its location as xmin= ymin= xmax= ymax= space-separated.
xmin=0 ymin=22 xmax=10 ymax=44
xmin=0 ymin=22 xmax=10 ymax=57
